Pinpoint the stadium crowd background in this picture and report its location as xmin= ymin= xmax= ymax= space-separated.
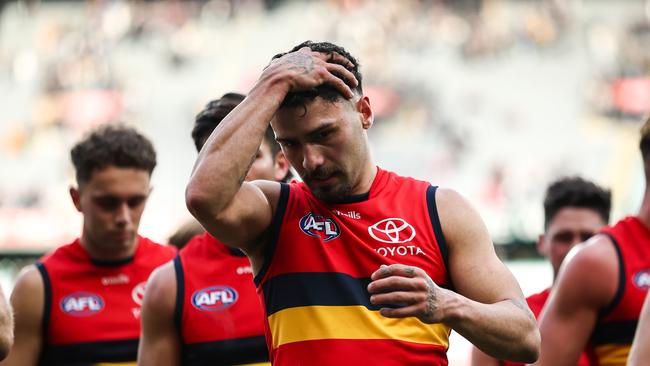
xmin=0 ymin=0 xmax=648 ymax=364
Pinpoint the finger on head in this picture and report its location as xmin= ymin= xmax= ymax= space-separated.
xmin=327 ymin=51 xmax=355 ymax=69
xmin=322 ymin=71 xmax=354 ymax=99
xmin=325 ymin=63 xmax=358 ymax=88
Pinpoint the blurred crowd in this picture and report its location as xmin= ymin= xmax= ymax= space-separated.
xmin=0 ymin=0 xmax=648 ymax=250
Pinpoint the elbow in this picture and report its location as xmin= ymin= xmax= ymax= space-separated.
xmin=517 ymin=325 xmax=541 ymax=364
xmin=185 ymin=181 xmax=217 ymax=222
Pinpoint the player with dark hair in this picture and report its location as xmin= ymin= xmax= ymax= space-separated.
xmin=138 ymin=93 xmax=289 ymax=366
xmin=1 ymin=125 xmax=177 ymax=366
xmin=186 ymin=40 xmax=540 ymax=365
xmin=535 ymin=117 xmax=650 ymax=366
xmin=472 ymin=176 xmax=611 ymax=366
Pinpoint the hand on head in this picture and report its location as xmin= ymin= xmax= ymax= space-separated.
xmin=263 ymin=47 xmax=359 ymax=99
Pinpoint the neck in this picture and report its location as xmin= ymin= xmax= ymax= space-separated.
xmin=638 ymin=185 xmax=650 ymax=228
xmin=79 ymin=232 xmax=138 ymax=262
xmin=351 ymin=159 xmax=377 ymax=196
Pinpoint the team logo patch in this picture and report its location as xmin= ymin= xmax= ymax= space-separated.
xmin=633 ymin=269 xmax=650 ymax=290
xmin=368 ymin=218 xmax=416 ymax=244
xmin=60 ymin=292 xmax=105 ymax=316
xmin=192 ymin=286 xmax=238 ymax=311
xmin=131 ymin=282 xmax=146 ymax=306
xmin=299 ymin=213 xmax=341 ymax=242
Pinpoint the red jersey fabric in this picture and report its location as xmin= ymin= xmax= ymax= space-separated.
xmin=37 ymin=236 xmax=176 ymax=365
xmin=255 ymin=168 xmax=452 ymax=366
xmin=175 ymin=232 xmax=269 ymax=365
xmin=587 ymin=217 xmax=650 ymax=365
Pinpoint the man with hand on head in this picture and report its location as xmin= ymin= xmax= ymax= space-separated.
xmin=138 ymin=93 xmax=290 ymax=366
xmin=1 ymin=125 xmax=177 ymax=366
xmin=186 ymin=40 xmax=540 ymax=365
xmin=471 ymin=176 xmax=611 ymax=366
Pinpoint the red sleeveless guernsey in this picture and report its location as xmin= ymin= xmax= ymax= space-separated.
xmin=502 ymin=288 xmax=590 ymax=366
xmin=175 ymin=232 xmax=270 ymax=365
xmin=255 ymin=168 xmax=452 ymax=366
xmin=587 ymin=216 xmax=650 ymax=365
xmin=37 ymin=236 xmax=177 ymax=365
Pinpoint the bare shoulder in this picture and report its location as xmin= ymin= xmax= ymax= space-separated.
xmin=11 ymin=265 xmax=43 ymax=307
xmin=143 ymin=261 xmax=177 ymax=314
xmin=554 ymin=234 xmax=618 ymax=306
xmin=434 ymin=187 xmax=491 ymax=251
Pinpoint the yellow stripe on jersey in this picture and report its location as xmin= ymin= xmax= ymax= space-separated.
xmin=237 ymin=363 xmax=271 ymax=366
xmin=96 ymin=363 xmax=136 ymax=366
xmin=268 ymin=305 xmax=450 ymax=350
xmin=593 ymin=344 xmax=631 ymax=366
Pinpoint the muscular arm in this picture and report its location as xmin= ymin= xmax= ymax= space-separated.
xmin=138 ymin=262 xmax=180 ymax=366
xmin=0 ymin=286 xmax=13 ymax=360
xmin=629 ymin=292 xmax=650 ymax=366
xmin=368 ymin=188 xmax=539 ymax=363
xmin=532 ymin=236 xmax=617 ymax=366
xmin=0 ymin=265 xmax=43 ymax=366
xmin=185 ymin=48 xmax=357 ymax=261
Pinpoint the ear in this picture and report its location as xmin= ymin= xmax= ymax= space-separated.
xmin=356 ymin=95 xmax=373 ymax=130
xmin=273 ymin=151 xmax=290 ymax=182
xmin=69 ymin=186 xmax=82 ymax=212
xmin=537 ymin=233 xmax=547 ymax=256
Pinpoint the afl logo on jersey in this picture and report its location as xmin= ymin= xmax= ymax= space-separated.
xmin=60 ymin=292 xmax=104 ymax=316
xmin=192 ymin=286 xmax=238 ymax=311
xmin=368 ymin=218 xmax=416 ymax=244
xmin=299 ymin=213 xmax=340 ymax=242
xmin=633 ymin=269 xmax=650 ymax=290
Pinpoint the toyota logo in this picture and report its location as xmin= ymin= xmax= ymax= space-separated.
xmin=368 ymin=218 xmax=416 ymax=244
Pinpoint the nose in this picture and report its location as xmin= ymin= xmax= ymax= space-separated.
xmin=302 ymin=144 xmax=324 ymax=172
xmin=114 ymin=202 xmax=132 ymax=227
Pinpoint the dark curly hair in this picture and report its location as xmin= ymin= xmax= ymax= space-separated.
xmin=71 ymin=124 xmax=157 ymax=186
xmin=272 ymin=40 xmax=362 ymax=108
xmin=192 ymin=93 xmax=246 ymax=152
xmin=543 ymin=177 xmax=611 ymax=229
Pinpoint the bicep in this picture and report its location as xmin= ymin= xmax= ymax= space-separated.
xmin=138 ymin=264 xmax=180 ymax=366
xmin=0 ymin=266 xmax=43 ymax=366
xmin=437 ymin=188 xmax=523 ymax=303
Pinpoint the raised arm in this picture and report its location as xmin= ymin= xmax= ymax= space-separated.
xmin=0 ymin=266 xmax=43 ymax=366
xmin=185 ymin=47 xmax=357 ymax=260
xmin=533 ymin=236 xmax=618 ymax=366
xmin=629 ymin=292 xmax=650 ymax=366
xmin=137 ymin=262 xmax=180 ymax=366
xmin=368 ymin=188 xmax=539 ymax=363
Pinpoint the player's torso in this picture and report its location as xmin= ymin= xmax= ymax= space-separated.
xmin=177 ymin=234 xmax=269 ymax=366
xmin=257 ymin=169 xmax=452 ymax=366
xmin=38 ymin=237 xmax=176 ymax=366
xmin=589 ymin=217 xmax=650 ymax=366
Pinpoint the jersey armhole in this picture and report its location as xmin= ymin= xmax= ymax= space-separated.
xmin=172 ymin=256 xmax=184 ymax=334
xmin=597 ymin=233 xmax=625 ymax=319
xmin=254 ymin=182 xmax=290 ymax=286
xmin=35 ymin=262 xmax=51 ymax=338
xmin=426 ymin=185 xmax=454 ymax=290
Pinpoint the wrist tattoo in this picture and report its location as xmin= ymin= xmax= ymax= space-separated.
xmin=425 ymin=277 xmax=437 ymax=319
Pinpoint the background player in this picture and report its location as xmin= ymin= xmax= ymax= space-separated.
xmin=138 ymin=93 xmax=290 ymax=366
xmin=471 ymin=176 xmax=611 ymax=366
xmin=1 ymin=125 xmax=177 ymax=366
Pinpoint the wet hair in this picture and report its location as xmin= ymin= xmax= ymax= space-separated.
xmin=640 ymin=116 xmax=650 ymax=175
xmin=272 ymin=40 xmax=362 ymax=108
xmin=543 ymin=177 xmax=611 ymax=229
xmin=70 ymin=124 xmax=156 ymax=186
